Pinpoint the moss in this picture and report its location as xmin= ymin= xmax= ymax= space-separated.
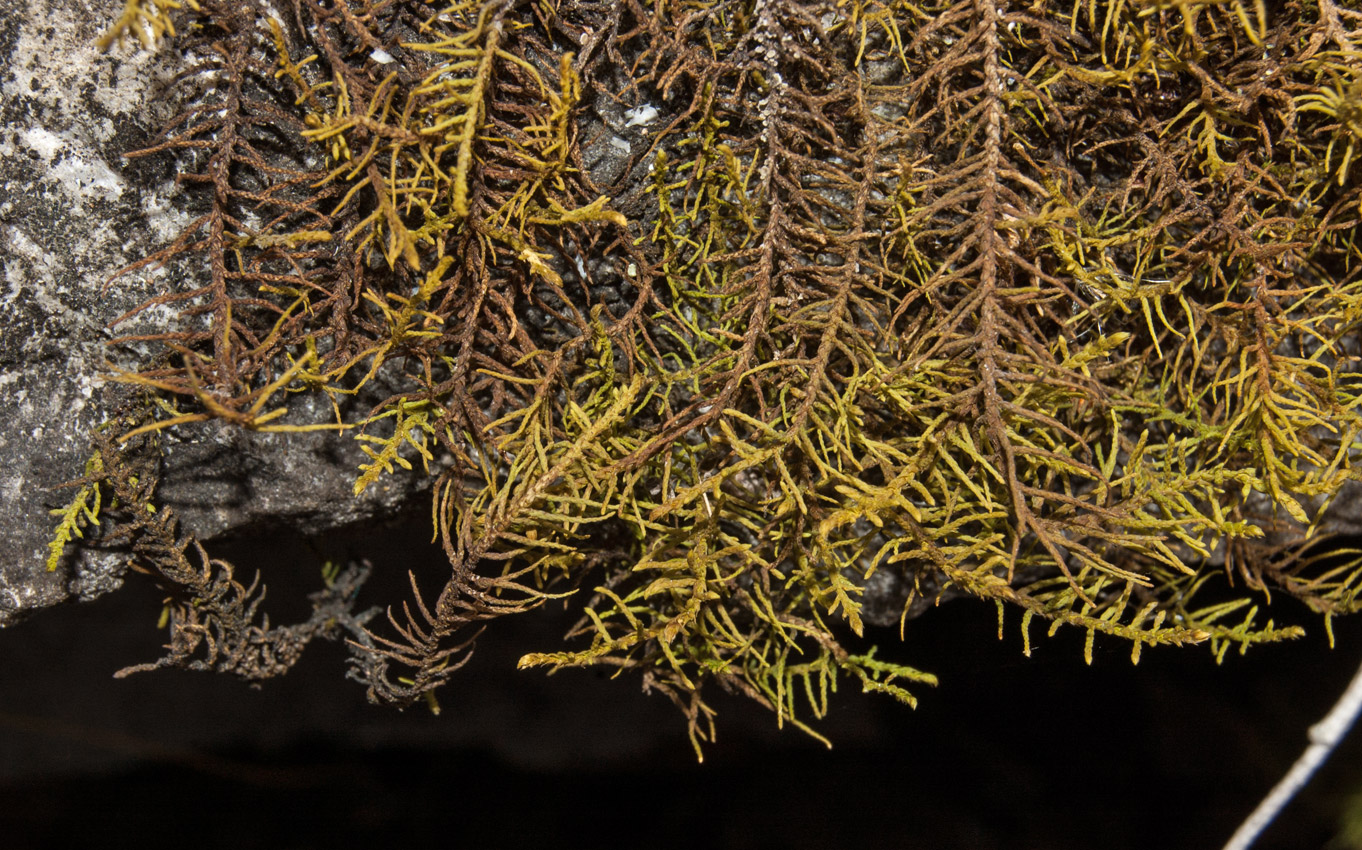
xmin=62 ymin=0 xmax=1362 ymax=756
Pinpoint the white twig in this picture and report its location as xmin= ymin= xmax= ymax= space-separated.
xmin=1223 ymin=652 xmax=1362 ymax=850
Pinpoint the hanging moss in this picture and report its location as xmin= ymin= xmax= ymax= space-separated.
xmin=53 ymin=0 xmax=1362 ymax=756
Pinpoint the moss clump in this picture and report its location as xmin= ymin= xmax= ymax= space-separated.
xmin=62 ymin=0 xmax=1362 ymax=755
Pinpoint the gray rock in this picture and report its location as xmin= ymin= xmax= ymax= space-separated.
xmin=0 ymin=0 xmax=423 ymax=626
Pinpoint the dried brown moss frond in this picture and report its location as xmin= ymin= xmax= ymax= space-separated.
xmin=65 ymin=415 xmax=377 ymax=681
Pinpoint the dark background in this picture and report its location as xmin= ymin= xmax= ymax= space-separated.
xmin=3 ymin=520 xmax=1361 ymax=850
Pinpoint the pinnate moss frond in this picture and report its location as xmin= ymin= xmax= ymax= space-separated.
xmin=46 ymin=451 xmax=106 ymax=573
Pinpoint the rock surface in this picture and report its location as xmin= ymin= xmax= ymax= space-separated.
xmin=0 ymin=0 xmax=423 ymax=627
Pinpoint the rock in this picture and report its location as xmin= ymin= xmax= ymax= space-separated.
xmin=0 ymin=0 xmax=423 ymax=627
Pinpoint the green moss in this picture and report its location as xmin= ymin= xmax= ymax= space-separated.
xmin=46 ymin=450 xmax=104 ymax=573
xmin=66 ymin=0 xmax=1362 ymax=755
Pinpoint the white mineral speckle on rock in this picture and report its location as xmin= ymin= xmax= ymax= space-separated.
xmin=48 ymin=148 xmax=127 ymax=202
xmin=23 ymin=127 xmax=65 ymax=161
xmin=143 ymin=181 xmax=194 ymax=243
xmin=624 ymin=104 xmax=659 ymax=129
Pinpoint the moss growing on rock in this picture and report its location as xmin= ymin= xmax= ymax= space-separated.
xmin=57 ymin=0 xmax=1362 ymax=754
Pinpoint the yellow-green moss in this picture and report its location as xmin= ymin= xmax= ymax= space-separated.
xmin=65 ymin=0 xmax=1362 ymax=755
